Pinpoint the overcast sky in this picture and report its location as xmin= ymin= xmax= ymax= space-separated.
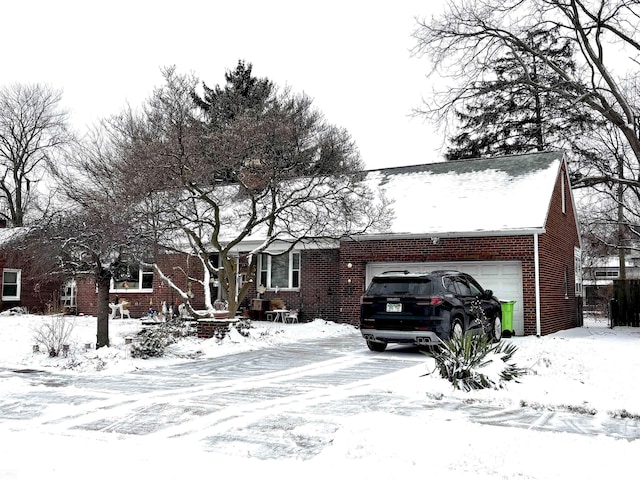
xmin=1 ymin=1 xmax=447 ymax=170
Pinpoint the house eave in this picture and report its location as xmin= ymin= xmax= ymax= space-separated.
xmin=346 ymin=228 xmax=547 ymax=242
xmin=227 ymin=238 xmax=340 ymax=253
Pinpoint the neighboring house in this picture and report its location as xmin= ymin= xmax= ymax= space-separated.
xmin=0 ymin=227 xmax=59 ymax=313
xmin=582 ymin=255 xmax=640 ymax=314
xmin=2 ymin=151 xmax=583 ymax=337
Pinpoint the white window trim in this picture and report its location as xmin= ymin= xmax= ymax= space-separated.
xmin=110 ymin=267 xmax=154 ymax=294
xmin=259 ymin=251 xmax=301 ymax=291
xmin=2 ymin=268 xmax=21 ymax=301
xmin=574 ymin=247 xmax=583 ymax=296
xmin=61 ymin=279 xmax=77 ymax=308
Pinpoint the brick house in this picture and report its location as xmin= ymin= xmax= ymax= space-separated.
xmin=0 ymin=228 xmax=59 ymax=314
xmin=3 ymin=151 xmax=582 ymax=336
xmin=335 ymin=151 xmax=582 ymax=336
xmin=225 ymin=150 xmax=581 ymax=336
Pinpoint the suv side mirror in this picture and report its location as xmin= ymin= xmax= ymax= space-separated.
xmin=483 ymin=289 xmax=494 ymax=299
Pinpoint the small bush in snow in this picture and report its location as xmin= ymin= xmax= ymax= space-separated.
xmin=429 ymin=333 xmax=525 ymax=391
xmin=130 ymin=319 xmax=195 ymax=358
xmin=235 ymin=319 xmax=251 ymax=337
xmin=161 ymin=319 xmax=197 ymax=338
xmin=32 ymin=316 xmax=75 ymax=357
xmin=609 ymin=409 xmax=640 ymax=421
xmin=5 ymin=306 xmax=28 ymax=315
xmin=131 ymin=327 xmax=174 ymax=358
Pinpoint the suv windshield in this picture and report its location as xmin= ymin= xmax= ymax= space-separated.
xmin=365 ymin=278 xmax=434 ymax=297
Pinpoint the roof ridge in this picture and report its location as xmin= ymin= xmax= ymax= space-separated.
xmin=365 ymin=150 xmax=565 ymax=174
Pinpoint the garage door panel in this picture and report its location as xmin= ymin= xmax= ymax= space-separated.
xmin=479 ymin=264 xmax=499 ymax=275
xmin=365 ymin=261 xmax=524 ymax=335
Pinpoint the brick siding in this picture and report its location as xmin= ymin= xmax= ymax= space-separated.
xmin=0 ymin=251 xmax=60 ymax=314
xmin=76 ymin=253 xmax=208 ymax=318
xmin=536 ymin=164 xmax=582 ymax=335
xmin=247 ymin=249 xmax=340 ymax=323
xmin=75 ymin=249 xmax=341 ymax=323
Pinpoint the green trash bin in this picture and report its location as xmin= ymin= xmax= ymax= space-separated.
xmin=500 ymin=301 xmax=516 ymax=337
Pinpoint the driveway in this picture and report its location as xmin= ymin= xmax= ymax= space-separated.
xmin=1 ymin=334 xmax=638 ymax=460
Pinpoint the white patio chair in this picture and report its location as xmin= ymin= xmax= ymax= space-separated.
xmin=284 ymin=309 xmax=298 ymax=324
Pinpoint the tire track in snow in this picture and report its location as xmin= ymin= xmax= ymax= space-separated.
xmin=29 ymin=354 xmax=365 ymax=430
xmin=34 ymin=350 xmax=420 ymax=435
xmin=149 ymin=359 xmax=424 ymax=441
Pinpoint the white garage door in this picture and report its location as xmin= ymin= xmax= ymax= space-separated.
xmin=365 ymin=261 xmax=524 ymax=335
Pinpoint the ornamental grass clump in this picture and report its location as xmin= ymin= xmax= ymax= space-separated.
xmin=32 ymin=316 xmax=76 ymax=357
xmin=430 ymin=333 xmax=526 ymax=391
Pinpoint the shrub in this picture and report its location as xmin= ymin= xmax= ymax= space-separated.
xmin=131 ymin=327 xmax=173 ymax=358
xmin=429 ymin=333 xmax=525 ymax=391
xmin=235 ymin=319 xmax=251 ymax=337
xmin=161 ymin=318 xmax=197 ymax=338
xmin=130 ymin=319 xmax=196 ymax=359
xmin=32 ymin=316 xmax=75 ymax=357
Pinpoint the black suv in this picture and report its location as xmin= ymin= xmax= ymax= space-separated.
xmin=359 ymin=270 xmax=502 ymax=352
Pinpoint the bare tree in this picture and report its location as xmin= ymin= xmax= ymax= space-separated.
xmin=0 ymin=83 xmax=72 ymax=226
xmin=413 ymin=0 xmax=640 ymax=167
xmin=31 ymin=128 xmax=154 ymax=348
xmin=572 ymin=122 xmax=640 ymax=275
xmin=111 ymin=65 xmax=390 ymax=318
xmin=413 ymin=0 xmax=640 ymax=271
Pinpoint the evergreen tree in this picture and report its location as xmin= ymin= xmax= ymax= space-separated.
xmin=445 ymin=28 xmax=591 ymax=160
xmin=192 ymin=60 xmax=273 ymax=128
xmin=192 ymin=60 xmax=360 ymax=180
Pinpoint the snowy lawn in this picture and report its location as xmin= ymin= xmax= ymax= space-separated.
xmin=0 ymin=313 xmax=357 ymax=374
xmin=1 ymin=312 xmax=639 ymax=479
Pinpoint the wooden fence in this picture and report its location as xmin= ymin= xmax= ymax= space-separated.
xmin=611 ymin=280 xmax=640 ymax=327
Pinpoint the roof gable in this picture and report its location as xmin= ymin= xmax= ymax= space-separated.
xmin=367 ymin=151 xmax=565 ymax=236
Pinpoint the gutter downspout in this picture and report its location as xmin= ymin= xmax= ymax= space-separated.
xmin=534 ymin=233 xmax=542 ymax=337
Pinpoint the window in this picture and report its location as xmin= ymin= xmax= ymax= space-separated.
xmin=61 ymin=279 xmax=77 ymax=308
xmin=367 ymin=278 xmax=434 ymax=296
xmin=259 ymin=251 xmax=301 ymax=290
xmin=594 ymin=270 xmax=618 ymax=278
xmin=574 ymin=247 xmax=583 ymax=296
xmin=466 ymin=276 xmax=485 ymax=296
xmin=447 ymin=276 xmax=472 ymax=296
xmin=2 ymin=269 xmax=21 ymax=301
xmin=111 ymin=263 xmax=154 ymax=292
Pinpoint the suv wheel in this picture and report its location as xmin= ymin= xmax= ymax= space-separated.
xmin=491 ymin=315 xmax=502 ymax=343
xmin=451 ymin=319 xmax=464 ymax=340
xmin=367 ymin=340 xmax=387 ymax=352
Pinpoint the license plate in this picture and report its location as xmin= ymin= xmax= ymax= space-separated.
xmin=386 ymin=303 xmax=402 ymax=313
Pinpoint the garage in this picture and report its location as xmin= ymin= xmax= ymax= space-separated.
xmin=365 ymin=261 xmax=524 ymax=335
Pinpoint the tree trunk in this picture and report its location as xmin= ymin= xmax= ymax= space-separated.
xmin=222 ymin=254 xmax=239 ymax=319
xmin=617 ymin=157 xmax=626 ymax=281
xmin=96 ymin=273 xmax=111 ymax=348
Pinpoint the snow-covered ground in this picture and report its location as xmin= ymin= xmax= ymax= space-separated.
xmin=1 ymin=312 xmax=639 ymax=479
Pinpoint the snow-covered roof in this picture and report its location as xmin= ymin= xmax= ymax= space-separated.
xmin=0 ymin=227 xmax=28 ymax=247
xmin=365 ymin=151 xmax=565 ymax=237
